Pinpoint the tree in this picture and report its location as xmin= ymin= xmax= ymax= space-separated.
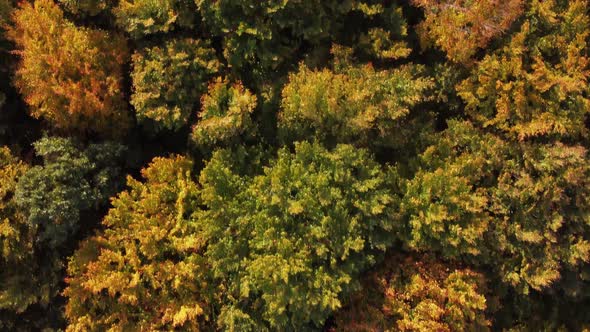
xmin=114 ymin=0 xmax=195 ymax=38
xmin=8 ymin=0 xmax=129 ymax=135
xmin=457 ymin=0 xmax=590 ymax=141
xmin=345 ymin=2 xmax=412 ymax=62
xmin=15 ymin=137 xmax=126 ymax=249
xmin=191 ymin=77 xmax=257 ymax=150
xmin=58 ymin=0 xmax=114 ymax=16
xmin=131 ymin=38 xmax=219 ymax=132
xmin=199 ymin=142 xmax=395 ymax=329
xmin=0 ymin=146 xmax=64 ymax=331
xmin=398 ymin=0 xmax=590 ymax=294
xmin=279 ymin=58 xmax=432 ymax=150
xmin=0 ymin=0 xmax=10 ymax=26
xmin=412 ymin=0 xmax=524 ymax=64
xmin=0 ymin=146 xmax=38 ymax=313
xmin=334 ymin=255 xmax=489 ymax=332
xmin=65 ymin=156 xmax=215 ymax=331
xmin=195 ymin=0 xmax=352 ymax=78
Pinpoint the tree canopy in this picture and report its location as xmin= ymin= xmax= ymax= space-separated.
xmin=8 ymin=0 xmax=129 ymax=136
xmin=2 ymin=0 xmax=590 ymax=330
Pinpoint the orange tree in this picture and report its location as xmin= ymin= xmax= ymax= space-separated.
xmin=8 ymin=0 xmax=129 ymax=136
xmin=411 ymin=0 xmax=524 ymax=64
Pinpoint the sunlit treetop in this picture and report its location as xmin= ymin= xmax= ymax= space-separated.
xmin=412 ymin=0 xmax=524 ymax=64
xmin=334 ymin=255 xmax=489 ymax=332
xmin=199 ymin=142 xmax=396 ymax=329
xmin=0 ymin=146 xmax=29 ymax=265
xmin=131 ymin=38 xmax=220 ymax=132
xmin=400 ymin=120 xmax=590 ymax=293
xmin=191 ymin=77 xmax=257 ymax=151
xmin=7 ymin=0 xmax=129 ymax=136
xmin=64 ymin=156 xmax=213 ymax=331
xmin=279 ymin=53 xmax=432 ymax=149
xmin=457 ymin=0 xmax=590 ymax=141
xmin=114 ymin=0 xmax=196 ymax=38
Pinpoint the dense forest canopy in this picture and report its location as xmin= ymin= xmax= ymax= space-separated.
xmin=0 ymin=0 xmax=589 ymax=330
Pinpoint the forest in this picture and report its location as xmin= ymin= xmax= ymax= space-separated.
xmin=0 ymin=0 xmax=589 ymax=330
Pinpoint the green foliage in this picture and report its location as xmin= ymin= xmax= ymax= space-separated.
xmin=0 ymin=146 xmax=38 ymax=312
xmin=399 ymin=1 xmax=590 ymax=295
xmin=65 ymin=156 xmax=214 ymax=331
xmin=195 ymin=0 xmax=352 ymax=77
xmin=114 ymin=0 xmax=195 ymax=38
xmin=8 ymin=0 xmax=129 ymax=135
xmin=131 ymin=38 xmax=219 ymax=132
xmin=59 ymin=0 xmax=114 ymax=16
xmin=191 ymin=78 xmax=257 ymax=150
xmin=199 ymin=142 xmax=395 ymax=329
xmin=400 ymin=120 xmax=590 ymax=292
xmin=15 ymin=137 xmax=126 ymax=249
xmin=0 ymin=0 xmax=11 ymax=26
xmin=334 ymin=255 xmax=489 ymax=331
xmin=279 ymin=60 xmax=432 ymax=149
xmin=348 ymin=2 xmax=412 ymax=61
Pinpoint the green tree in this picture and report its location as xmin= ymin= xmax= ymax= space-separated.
xmin=15 ymin=137 xmax=126 ymax=249
xmin=195 ymin=0 xmax=352 ymax=78
xmin=59 ymin=0 xmax=114 ymax=16
xmin=191 ymin=77 xmax=257 ymax=150
xmin=8 ymin=0 xmax=129 ymax=135
xmin=345 ymin=2 xmax=412 ymax=62
xmin=334 ymin=255 xmax=489 ymax=332
xmin=279 ymin=58 xmax=432 ymax=150
xmin=114 ymin=0 xmax=195 ymax=38
xmin=199 ymin=142 xmax=395 ymax=329
xmin=0 ymin=0 xmax=11 ymax=26
xmin=131 ymin=38 xmax=219 ymax=132
xmin=0 ymin=146 xmax=63 ymax=330
xmin=65 ymin=156 xmax=214 ymax=331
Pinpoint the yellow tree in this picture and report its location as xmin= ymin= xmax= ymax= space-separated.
xmin=65 ymin=156 xmax=213 ymax=331
xmin=334 ymin=255 xmax=489 ymax=332
xmin=191 ymin=78 xmax=257 ymax=150
xmin=412 ymin=0 xmax=524 ymax=64
xmin=8 ymin=0 xmax=129 ymax=136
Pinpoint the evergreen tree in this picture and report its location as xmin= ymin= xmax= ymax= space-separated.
xmin=15 ymin=137 xmax=126 ymax=248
